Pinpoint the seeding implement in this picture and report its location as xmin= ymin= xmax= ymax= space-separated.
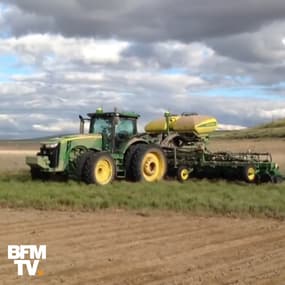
xmin=26 ymin=108 xmax=282 ymax=185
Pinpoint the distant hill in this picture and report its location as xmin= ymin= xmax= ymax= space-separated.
xmin=213 ymin=118 xmax=285 ymax=139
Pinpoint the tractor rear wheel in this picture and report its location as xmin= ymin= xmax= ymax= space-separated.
xmin=82 ymin=152 xmax=115 ymax=185
xmin=243 ymin=164 xmax=256 ymax=183
xmin=177 ymin=166 xmax=190 ymax=183
xmin=124 ymin=144 xmax=143 ymax=181
xmin=130 ymin=145 xmax=167 ymax=182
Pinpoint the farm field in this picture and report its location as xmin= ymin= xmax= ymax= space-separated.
xmin=0 ymin=138 xmax=284 ymax=173
xmin=0 ymin=140 xmax=39 ymax=172
xmin=0 ymin=209 xmax=285 ymax=285
xmin=209 ymin=138 xmax=285 ymax=174
xmin=0 ymin=138 xmax=284 ymax=284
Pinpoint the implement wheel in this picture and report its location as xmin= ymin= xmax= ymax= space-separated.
xmin=131 ymin=145 xmax=167 ymax=182
xmin=83 ymin=152 xmax=115 ymax=185
xmin=243 ymin=164 xmax=256 ymax=183
xmin=177 ymin=166 xmax=190 ymax=183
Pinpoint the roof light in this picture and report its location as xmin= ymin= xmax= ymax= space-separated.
xmin=96 ymin=107 xmax=103 ymax=113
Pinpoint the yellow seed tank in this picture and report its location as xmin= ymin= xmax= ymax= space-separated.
xmin=145 ymin=114 xmax=218 ymax=136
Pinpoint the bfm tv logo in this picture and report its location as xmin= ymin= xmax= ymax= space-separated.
xmin=8 ymin=245 xmax=46 ymax=276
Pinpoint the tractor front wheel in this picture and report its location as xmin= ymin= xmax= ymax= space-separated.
xmin=131 ymin=145 xmax=167 ymax=182
xmin=75 ymin=150 xmax=94 ymax=181
xmin=82 ymin=152 xmax=115 ymax=185
xmin=30 ymin=167 xmax=51 ymax=181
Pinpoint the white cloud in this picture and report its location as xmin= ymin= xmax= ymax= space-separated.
xmin=114 ymin=71 xmax=205 ymax=94
xmin=0 ymin=34 xmax=129 ymax=66
xmin=123 ymin=41 xmax=215 ymax=70
xmin=218 ymin=124 xmax=247 ymax=131
xmin=209 ymin=20 xmax=285 ymax=64
xmin=64 ymin=72 xmax=105 ymax=82
xmin=156 ymin=42 xmax=215 ymax=67
xmin=32 ymin=121 xmax=78 ymax=132
xmin=0 ymin=82 xmax=36 ymax=95
xmin=0 ymin=11 xmax=3 ymax=27
xmin=81 ymin=40 xmax=128 ymax=63
xmin=28 ymin=114 xmax=49 ymax=120
xmin=12 ymin=73 xmax=47 ymax=81
xmin=0 ymin=114 xmax=17 ymax=125
xmin=259 ymin=108 xmax=285 ymax=119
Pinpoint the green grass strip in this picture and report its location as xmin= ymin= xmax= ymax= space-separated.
xmin=0 ymin=172 xmax=284 ymax=218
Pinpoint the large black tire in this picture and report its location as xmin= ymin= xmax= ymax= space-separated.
xmin=243 ymin=164 xmax=256 ymax=183
xmin=273 ymin=175 xmax=283 ymax=184
xmin=30 ymin=167 xmax=50 ymax=181
xmin=82 ymin=152 xmax=115 ymax=185
xmin=130 ymin=145 xmax=167 ymax=182
xmin=259 ymin=173 xmax=273 ymax=183
xmin=124 ymin=144 xmax=144 ymax=181
xmin=75 ymin=150 xmax=94 ymax=181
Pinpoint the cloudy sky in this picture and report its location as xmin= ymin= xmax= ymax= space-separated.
xmin=0 ymin=0 xmax=285 ymax=138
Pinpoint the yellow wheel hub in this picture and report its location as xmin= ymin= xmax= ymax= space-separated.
xmin=94 ymin=159 xmax=113 ymax=185
xmin=141 ymin=152 xmax=165 ymax=182
xmin=180 ymin=169 xmax=189 ymax=180
xmin=247 ymin=167 xmax=255 ymax=181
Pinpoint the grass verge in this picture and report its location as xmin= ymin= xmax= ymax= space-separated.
xmin=0 ymin=171 xmax=284 ymax=218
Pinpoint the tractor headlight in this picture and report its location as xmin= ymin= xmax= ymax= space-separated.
xmin=44 ymin=143 xmax=59 ymax=149
xmin=275 ymin=163 xmax=279 ymax=169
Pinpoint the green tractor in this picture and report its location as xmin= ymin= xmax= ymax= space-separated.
xmin=26 ymin=108 xmax=283 ymax=185
xmin=26 ymin=108 xmax=167 ymax=185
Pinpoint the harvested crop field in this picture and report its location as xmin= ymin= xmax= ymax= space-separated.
xmin=0 ymin=209 xmax=284 ymax=285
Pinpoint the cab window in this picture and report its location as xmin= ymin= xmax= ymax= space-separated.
xmin=90 ymin=118 xmax=112 ymax=135
xmin=115 ymin=119 xmax=136 ymax=136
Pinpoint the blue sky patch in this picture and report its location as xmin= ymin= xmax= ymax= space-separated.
xmin=162 ymin=67 xmax=187 ymax=75
xmin=0 ymin=55 xmax=35 ymax=81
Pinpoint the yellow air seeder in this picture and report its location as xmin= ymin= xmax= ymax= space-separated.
xmin=145 ymin=114 xmax=218 ymax=137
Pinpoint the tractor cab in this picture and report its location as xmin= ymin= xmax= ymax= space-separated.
xmin=86 ymin=108 xmax=140 ymax=152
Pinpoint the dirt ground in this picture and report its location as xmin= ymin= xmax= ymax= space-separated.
xmin=0 ymin=209 xmax=284 ymax=285
xmin=0 ymin=139 xmax=285 ymax=284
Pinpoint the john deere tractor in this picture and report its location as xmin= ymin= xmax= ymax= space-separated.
xmin=26 ymin=108 xmax=167 ymax=185
xmin=26 ymin=108 xmax=282 ymax=185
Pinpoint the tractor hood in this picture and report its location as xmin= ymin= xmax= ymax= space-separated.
xmin=40 ymin=133 xmax=103 ymax=150
xmin=26 ymin=133 xmax=103 ymax=172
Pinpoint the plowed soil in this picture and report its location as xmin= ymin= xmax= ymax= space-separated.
xmin=0 ymin=209 xmax=284 ymax=285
